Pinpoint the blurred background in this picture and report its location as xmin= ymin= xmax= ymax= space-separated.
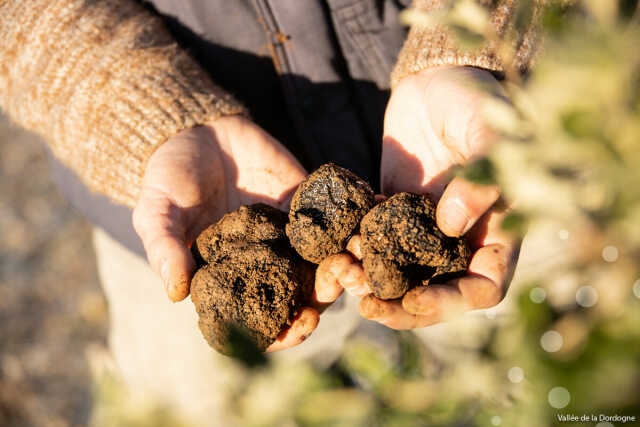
xmin=2 ymin=1 xmax=640 ymax=427
xmin=0 ymin=115 xmax=108 ymax=426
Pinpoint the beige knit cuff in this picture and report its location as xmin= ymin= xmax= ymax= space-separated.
xmin=74 ymin=47 xmax=248 ymax=207
xmin=0 ymin=0 xmax=247 ymax=208
xmin=390 ymin=0 xmax=541 ymax=89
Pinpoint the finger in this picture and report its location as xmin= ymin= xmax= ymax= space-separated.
xmin=468 ymin=243 xmax=516 ymax=289
xmin=464 ymin=242 xmax=518 ymax=303
xmin=147 ymin=234 xmax=195 ymax=302
xmin=464 ymin=203 xmax=522 ymax=294
xmin=314 ymin=254 xmax=369 ymax=311
xmin=343 ymin=196 xmax=384 ymax=262
xmin=265 ymin=307 xmax=319 ymax=352
xmin=402 ymin=277 xmax=496 ymax=317
xmin=358 ymin=295 xmax=443 ymax=330
xmin=133 ymin=198 xmax=194 ymax=302
xmin=436 ymin=176 xmax=500 ymax=237
xmin=313 ymin=255 xmax=347 ymax=311
xmin=466 ymin=202 xmax=518 ymax=249
xmin=402 ymin=243 xmax=516 ymax=316
xmin=346 ymin=235 xmax=363 ymax=261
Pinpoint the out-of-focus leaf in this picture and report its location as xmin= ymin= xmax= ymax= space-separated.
xmin=542 ymin=1 xmax=581 ymax=35
xmin=619 ymin=0 xmax=640 ymax=21
xmin=399 ymin=8 xmax=445 ymax=27
xmin=449 ymin=24 xmax=486 ymax=49
xmin=340 ymin=340 xmax=394 ymax=388
xmin=482 ymin=97 xmax=529 ymax=137
xmin=513 ymin=0 xmax=536 ymax=33
xmin=296 ymin=389 xmax=373 ymax=426
xmin=449 ymin=0 xmax=490 ymax=34
xmin=394 ymin=331 xmax=425 ymax=379
xmin=224 ymin=324 xmax=268 ymax=368
xmin=501 ymin=211 xmax=528 ymax=235
xmin=459 ymin=158 xmax=497 ymax=185
xmin=560 ymin=109 xmax=603 ymax=140
xmin=583 ymin=0 xmax=619 ymax=26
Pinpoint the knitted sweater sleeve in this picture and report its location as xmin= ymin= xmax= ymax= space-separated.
xmin=0 ymin=0 xmax=246 ymax=207
xmin=391 ymin=0 xmax=543 ymax=88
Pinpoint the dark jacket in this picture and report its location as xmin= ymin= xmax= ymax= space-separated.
xmin=49 ymin=0 xmax=409 ymax=255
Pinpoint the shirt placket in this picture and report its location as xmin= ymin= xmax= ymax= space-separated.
xmin=251 ymin=0 xmax=377 ymax=184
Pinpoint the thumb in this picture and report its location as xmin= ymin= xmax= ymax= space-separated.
xmin=133 ymin=196 xmax=195 ymax=302
xmin=436 ymin=176 xmax=500 ymax=237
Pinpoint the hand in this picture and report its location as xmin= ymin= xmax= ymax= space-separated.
xmin=133 ymin=116 xmax=322 ymax=351
xmin=315 ymin=66 xmax=520 ymax=329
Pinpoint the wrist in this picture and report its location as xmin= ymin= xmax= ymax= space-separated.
xmin=205 ymin=114 xmax=256 ymax=154
xmin=398 ymin=65 xmax=499 ymax=89
xmin=206 ymin=114 xmax=252 ymax=136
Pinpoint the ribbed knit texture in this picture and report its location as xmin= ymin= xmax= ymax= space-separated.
xmin=391 ymin=0 xmax=542 ymax=88
xmin=0 ymin=0 xmax=246 ymax=207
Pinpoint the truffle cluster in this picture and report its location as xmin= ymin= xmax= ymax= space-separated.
xmin=191 ymin=163 xmax=470 ymax=355
xmin=190 ymin=204 xmax=314 ymax=354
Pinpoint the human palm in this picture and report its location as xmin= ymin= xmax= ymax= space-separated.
xmin=317 ymin=66 xmax=521 ymax=329
xmin=133 ymin=116 xmax=321 ymax=351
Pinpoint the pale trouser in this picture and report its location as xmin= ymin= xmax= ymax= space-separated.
xmin=92 ymin=228 xmax=363 ymax=426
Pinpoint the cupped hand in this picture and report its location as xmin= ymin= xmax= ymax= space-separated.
xmin=315 ymin=66 xmax=521 ymax=330
xmin=132 ymin=115 xmax=335 ymax=351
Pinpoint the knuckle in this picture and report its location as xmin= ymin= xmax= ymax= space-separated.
xmin=315 ymin=258 xmax=332 ymax=279
xmin=317 ymin=257 xmax=344 ymax=288
xmin=328 ymin=253 xmax=355 ymax=276
xmin=479 ymin=285 xmax=502 ymax=308
xmin=358 ymin=296 xmax=377 ymax=318
xmin=401 ymin=292 xmax=419 ymax=313
xmin=383 ymin=322 xmax=404 ymax=331
xmin=344 ymin=263 xmax=364 ymax=282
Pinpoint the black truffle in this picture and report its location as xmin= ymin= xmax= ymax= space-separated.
xmin=360 ymin=193 xmax=470 ymax=300
xmin=191 ymin=204 xmax=314 ymax=354
xmin=286 ymin=163 xmax=374 ymax=263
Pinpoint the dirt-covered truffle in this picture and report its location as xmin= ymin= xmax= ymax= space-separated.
xmin=286 ymin=163 xmax=375 ymax=263
xmin=191 ymin=204 xmax=314 ymax=354
xmin=193 ymin=203 xmax=289 ymax=266
xmin=360 ymin=193 xmax=471 ymax=300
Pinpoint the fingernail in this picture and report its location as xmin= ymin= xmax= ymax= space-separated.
xmin=439 ymin=198 xmax=471 ymax=236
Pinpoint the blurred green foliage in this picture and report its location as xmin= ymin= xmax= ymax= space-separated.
xmin=223 ymin=1 xmax=640 ymax=426
xmin=91 ymin=370 xmax=194 ymax=427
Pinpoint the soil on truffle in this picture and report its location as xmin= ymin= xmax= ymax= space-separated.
xmin=360 ymin=192 xmax=471 ymax=300
xmin=286 ymin=163 xmax=375 ymax=263
xmin=190 ymin=204 xmax=314 ymax=354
